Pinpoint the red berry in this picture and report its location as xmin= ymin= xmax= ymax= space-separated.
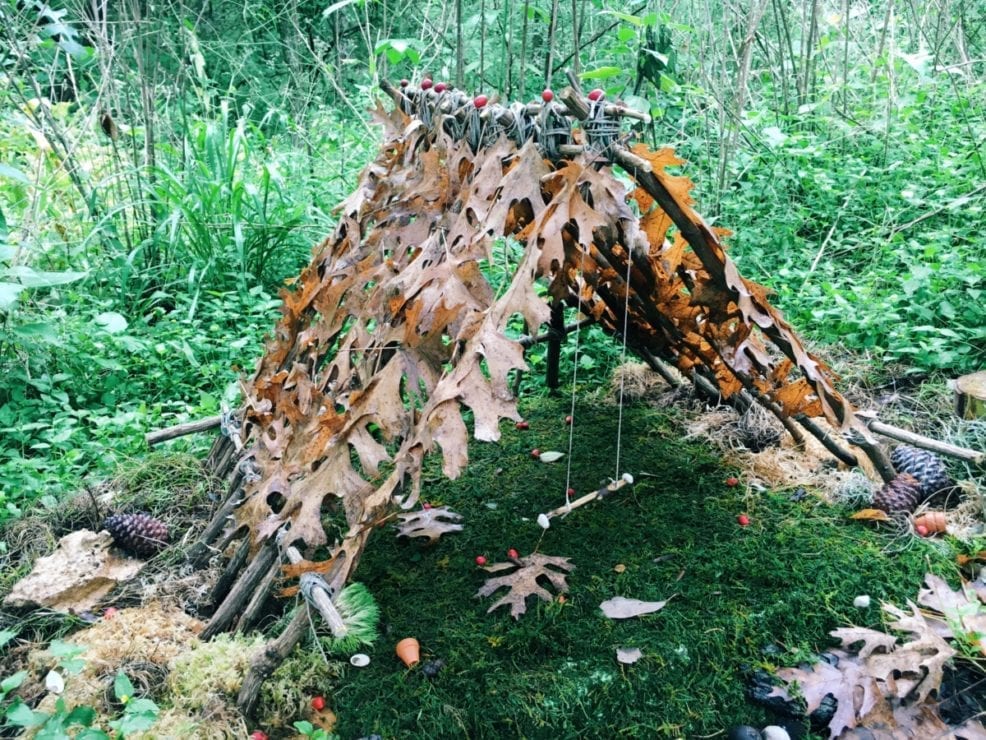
xmin=434 ymin=82 xmax=447 ymax=93
xmin=541 ymin=89 xmax=554 ymax=102
xmin=507 ymin=548 xmax=520 ymax=559
xmin=567 ymin=488 xmax=576 ymax=497
xmin=474 ymin=94 xmax=488 ymax=108
xmin=516 ymin=420 xmax=529 ymax=430
xmin=422 ymin=502 xmax=432 ymax=510
xmin=531 ymin=449 xmax=541 ymax=459
xmin=250 ymin=732 xmax=268 ymax=740
xmin=916 ymin=524 xmax=929 ymax=537
xmin=725 ymin=477 xmax=740 ymax=487
xmin=588 ymin=88 xmax=604 ymax=102
xmin=475 ymin=555 xmax=487 ymax=566
xmin=311 ymin=696 xmax=326 ymax=711
xmin=400 ymin=79 xmax=409 ymax=88
xmin=421 ymin=78 xmax=433 ymax=90
xmin=565 ymin=415 xmax=573 ymax=425
xmin=737 ymin=514 xmax=750 ymax=526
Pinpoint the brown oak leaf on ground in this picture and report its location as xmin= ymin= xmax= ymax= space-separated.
xmin=770 ymin=583 xmax=986 ymax=739
xmin=475 ymin=553 xmax=574 ymax=619
xmin=395 ymin=506 xmax=464 ymax=544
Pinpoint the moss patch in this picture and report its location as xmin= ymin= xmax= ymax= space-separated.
xmin=266 ymin=394 xmax=970 ymax=738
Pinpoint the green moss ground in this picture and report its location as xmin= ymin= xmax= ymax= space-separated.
xmin=294 ymin=394 xmax=968 ymax=739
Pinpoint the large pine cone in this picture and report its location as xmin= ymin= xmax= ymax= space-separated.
xmin=103 ymin=512 xmax=169 ymax=557
xmin=890 ymin=445 xmax=955 ymax=501
xmin=872 ymin=473 xmax=924 ymax=514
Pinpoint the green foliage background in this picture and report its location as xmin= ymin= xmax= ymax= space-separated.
xmin=0 ymin=0 xmax=983 ymax=516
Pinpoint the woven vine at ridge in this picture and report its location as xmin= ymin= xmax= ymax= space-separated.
xmin=233 ymin=100 xmax=853 ymax=555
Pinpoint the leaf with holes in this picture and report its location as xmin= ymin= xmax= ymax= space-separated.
xmin=395 ymin=506 xmax=464 ymax=544
xmin=475 ymin=553 xmax=574 ymax=619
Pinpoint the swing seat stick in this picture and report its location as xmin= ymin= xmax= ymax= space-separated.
xmin=545 ymin=477 xmax=630 ymax=520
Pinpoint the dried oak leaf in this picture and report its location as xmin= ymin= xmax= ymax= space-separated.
xmin=771 ymin=648 xmax=884 ymax=738
xmin=395 ymin=506 xmax=464 ymax=544
xmin=475 ymin=553 xmax=575 ymax=619
xmin=917 ymin=573 xmax=986 ymax=654
xmin=869 ymin=602 xmax=956 ymax=703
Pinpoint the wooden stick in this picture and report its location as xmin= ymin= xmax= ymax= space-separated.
xmin=237 ymin=606 xmax=308 ymax=715
xmin=544 ymin=475 xmax=631 ymax=520
xmin=859 ymin=414 xmax=984 ymax=465
xmin=146 ymin=415 xmax=221 ymax=446
xmin=201 ymin=538 xmax=278 ymax=640
xmin=283 ymin=544 xmax=348 ymax=637
xmin=518 ymin=317 xmax=593 ymax=347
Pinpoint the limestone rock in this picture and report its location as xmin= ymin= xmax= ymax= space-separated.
xmin=4 ymin=529 xmax=145 ymax=613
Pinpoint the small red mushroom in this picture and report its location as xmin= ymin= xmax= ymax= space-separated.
xmin=399 ymin=78 xmax=409 ymax=88
xmin=475 ymin=555 xmax=487 ymax=566
xmin=434 ymin=82 xmax=447 ymax=93
xmin=541 ymin=89 xmax=554 ymax=102
xmin=565 ymin=415 xmax=573 ymax=425
xmin=566 ymin=487 xmax=576 ymax=497
xmin=725 ymin=477 xmax=740 ymax=487
xmin=531 ymin=449 xmax=541 ymax=459
xmin=587 ymin=88 xmax=605 ymax=102
xmin=474 ymin=94 xmax=489 ymax=108
xmin=507 ymin=548 xmax=520 ymax=559
xmin=737 ymin=514 xmax=750 ymax=526
xmin=421 ymin=78 xmax=433 ymax=90
xmin=311 ymin=696 xmax=326 ymax=711
xmin=516 ymin=420 xmax=530 ymax=430
xmin=422 ymin=502 xmax=432 ymax=510
xmin=916 ymin=524 xmax=929 ymax=537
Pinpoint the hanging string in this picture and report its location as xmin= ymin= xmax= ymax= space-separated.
xmin=562 ymin=247 xmax=588 ymax=512
xmin=613 ymin=244 xmax=635 ymax=480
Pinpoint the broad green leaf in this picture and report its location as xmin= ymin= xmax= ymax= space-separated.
xmin=580 ymin=66 xmax=623 ymax=81
xmin=13 ymin=323 xmax=59 ymax=342
xmin=1 ymin=670 xmax=27 ymax=694
xmin=5 ymin=700 xmax=46 ymax=727
xmin=64 ymin=705 xmax=96 ymax=727
xmin=6 ymin=266 xmax=88 ymax=288
xmin=0 ymin=629 xmax=17 ymax=648
xmin=94 ymin=311 xmax=128 ymax=334
xmin=0 ymin=164 xmax=29 ymax=184
xmin=603 ymin=10 xmax=645 ymax=26
xmin=0 ymin=282 xmax=25 ymax=310
xmin=114 ymin=671 xmax=136 ymax=701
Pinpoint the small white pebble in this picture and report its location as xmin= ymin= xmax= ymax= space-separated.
xmin=622 ymin=472 xmax=634 ymax=484
xmin=853 ymin=595 xmax=871 ymax=609
xmin=537 ymin=513 xmax=551 ymax=529
xmin=762 ymin=727 xmax=791 ymax=740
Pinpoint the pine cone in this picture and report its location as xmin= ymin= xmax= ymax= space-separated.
xmin=103 ymin=512 xmax=169 ymax=557
xmin=890 ymin=445 xmax=955 ymax=501
xmin=872 ymin=473 xmax=924 ymax=514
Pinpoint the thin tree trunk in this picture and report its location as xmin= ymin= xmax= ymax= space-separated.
xmin=544 ymin=0 xmax=560 ymax=82
xmin=519 ymin=0 xmax=530 ymax=99
xmin=456 ymin=0 xmax=465 ymax=88
xmin=571 ymin=0 xmax=581 ymax=76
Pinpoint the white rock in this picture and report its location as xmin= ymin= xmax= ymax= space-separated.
xmin=44 ymin=670 xmax=65 ymax=695
xmin=537 ymin=513 xmax=551 ymax=529
xmin=853 ymin=595 xmax=871 ymax=609
xmin=3 ymin=529 xmax=145 ymax=613
xmin=762 ymin=726 xmax=791 ymax=740
xmin=616 ymin=647 xmax=642 ymax=664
